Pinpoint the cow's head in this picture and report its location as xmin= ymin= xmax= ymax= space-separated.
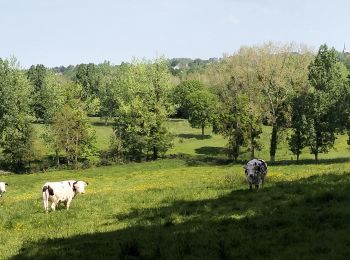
xmin=0 ymin=182 xmax=8 ymax=195
xmin=244 ymin=160 xmax=260 ymax=178
xmin=73 ymin=181 xmax=88 ymax=194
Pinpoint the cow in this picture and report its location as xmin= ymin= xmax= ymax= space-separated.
xmin=42 ymin=180 xmax=88 ymax=212
xmin=0 ymin=182 xmax=8 ymax=197
xmin=243 ymin=159 xmax=268 ymax=190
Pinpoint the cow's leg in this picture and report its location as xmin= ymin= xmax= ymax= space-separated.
xmin=51 ymin=201 xmax=57 ymax=211
xmin=255 ymin=184 xmax=259 ymax=190
xmin=66 ymin=198 xmax=72 ymax=210
xmin=42 ymin=192 xmax=49 ymax=213
xmin=249 ymin=184 xmax=252 ymax=190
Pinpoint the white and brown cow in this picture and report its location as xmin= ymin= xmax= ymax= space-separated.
xmin=42 ymin=180 xmax=88 ymax=212
xmin=0 ymin=182 xmax=8 ymax=197
xmin=243 ymin=159 xmax=268 ymax=190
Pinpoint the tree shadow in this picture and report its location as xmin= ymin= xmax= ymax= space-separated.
xmin=195 ymin=146 xmax=227 ymax=156
xmin=269 ymin=157 xmax=350 ymax=166
xmin=91 ymin=121 xmax=114 ymax=127
xmin=177 ymin=134 xmax=212 ymax=140
xmin=11 ymin=173 xmax=350 ymax=259
xmin=168 ymin=118 xmax=187 ymax=122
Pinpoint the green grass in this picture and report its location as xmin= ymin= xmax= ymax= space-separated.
xmin=1 ymin=118 xmax=350 ymax=259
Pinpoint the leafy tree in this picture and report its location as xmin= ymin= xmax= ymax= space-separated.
xmin=288 ymin=94 xmax=311 ymax=161
xmin=43 ymin=81 xmax=96 ymax=165
xmin=187 ymin=90 xmax=217 ymax=138
xmin=253 ymin=43 xmax=313 ymax=162
xmin=173 ymin=80 xmax=205 ymax=118
xmin=27 ymin=64 xmax=47 ymax=121
xmin=111 ymin=59 xmax=174 ymax=161
xmin=36 ymin=72 xmax=66 ymax=122
xmin=74 ymin=63 xmax=102 ymax=115
xmin=212 ymin=47 xmax=265 ymax=160
xmin=307 ymin=44 xmax=349 ymax=161
xmin=0 ymin=58 xmax=35 ymax=169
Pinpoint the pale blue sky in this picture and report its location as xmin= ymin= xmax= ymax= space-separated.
xmin=0 ymin=0 xmax=349 ymax=68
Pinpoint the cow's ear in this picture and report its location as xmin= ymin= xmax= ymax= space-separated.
xmin=5 ymin=183 xmax=8 ymax=186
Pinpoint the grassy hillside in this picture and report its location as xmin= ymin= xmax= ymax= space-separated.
xmin=0 ymin=118 xmax=350 ymax=259
xmin=1 ymin=159 xmax=350 ymax=259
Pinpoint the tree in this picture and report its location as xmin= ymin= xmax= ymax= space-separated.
xmin=37 ymin=72 xmax=66 ymax=122
xmin=74 ymin=63 xmax=102 ymax=115
xmin=212 ymin=47 xmax=265 ymax=161
xmin=110 ymin=59 xmax=174 ymax=161
xmin=27 ymin=64 xmax=47 ymax=121
xmin=307 ymin=44 xmax=349 ymax=161
xmin=0 ymin=58 xmax=35 ymax=169
xmin=253 ymin=43 xmax=313 ymax=162
xmin=43 ymin=81 xmax=96 ymax=165
xmin=173 ymin=80 xmax=205 ymax=118
xmin=187 ymin=90 xmax=217 ymax=138
xmin=288 ymin=94 xmax=310 ymax=161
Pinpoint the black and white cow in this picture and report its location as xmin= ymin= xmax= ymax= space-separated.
xmin=42 ymin=180 xmax=88 ymax=212
xmin=243 ymin=159 xmax=268 ymax=190
xmin=0 ymin=182 xmax=8 ymax=197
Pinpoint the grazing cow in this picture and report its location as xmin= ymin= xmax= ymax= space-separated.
xmin=243 ymin=159 xmax=268 ymax=190
xmin=42 ymin=180 xmax=88 ymax=212
xmin=0 ymin=182 xmax=8 ymax=197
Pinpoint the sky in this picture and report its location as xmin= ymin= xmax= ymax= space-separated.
xmin=0 ymin=0 xmax=349 ymax=68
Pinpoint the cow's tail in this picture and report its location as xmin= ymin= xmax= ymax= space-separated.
xmin=42 ymin=186 xmax=49 ymax=212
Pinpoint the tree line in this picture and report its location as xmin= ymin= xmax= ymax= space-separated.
xmin=0 ymin=43 xmax=349 ymax=171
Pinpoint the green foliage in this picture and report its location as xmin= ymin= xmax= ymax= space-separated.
xmin=43 ymin=82 xmax=97 ymax=165
xmin=187 ymin=90 xmax=217 ymax=138
xmin=213 ymin=48 xmax=266 ymax=160
xmin=288 ymin=95 xmax=311 ymax=160
xmin=307 ymin=44 xmax=349 ymax=161
xmin=27 ymin=64 xmax=47 ymax=121
xmin=173 ymin=80 xmax=205 ymax=118
xmin=0 ymin=58 xmax=35 ymax=169
xmin=74 ymin=63 xmax=102 ymax=115
xmin=111 ymin=59 xmax=174 ymax=161
xmin=37 ymin=72 xmax=66 ymax=122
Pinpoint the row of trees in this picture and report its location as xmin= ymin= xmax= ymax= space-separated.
xmin=182 ymin=43 xmax=350 ymax=162
xmin=0 ymin=43 xmax=349 ymax=171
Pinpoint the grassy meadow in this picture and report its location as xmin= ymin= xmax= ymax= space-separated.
xmin=1 ymin=119 xmax=350 ymax=259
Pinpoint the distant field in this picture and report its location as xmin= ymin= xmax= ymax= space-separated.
xmin=1 ymin=118 xmax=350 ymax=259
xmin=31 ymin=117 xmax=349 ymax=163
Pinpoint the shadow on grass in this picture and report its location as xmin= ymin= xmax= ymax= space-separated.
xmin=195 ymin=146 xmax=228 ymax=156
xmin=11 ymin=173 xmax=350 ymax=259
xmin=177 ymin=133 xmax=212 ymax=140
xmin=269 ymin=157 xmax=350 ymax=166
xmin=168 ymin=118 xmax=187 ymax=122
xmin=91 ymin=121 xmax=115 ymax=127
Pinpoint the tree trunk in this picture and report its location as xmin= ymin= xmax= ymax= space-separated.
xmin=314 ymin=129 xmax=320 ymax=163
xmin=56 ymin=150 xmax=60 ymax=166
xmin=270 ymin=124 xmax=278 ymax=162
xmin=153 ymin=146 xmax=158 ymax=160
xmin=250 ymin=146 xmax=255 ymax=160
xmin=296 ymin=154 xmax=300 ymax=162
xmin=201 ymin=125 xmax=205 ymax=139
xmin=250 ymin=120 xmax=255 ymax=159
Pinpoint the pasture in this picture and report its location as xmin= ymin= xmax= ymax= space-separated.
xmin=1 ymin=119 xmax=350 ymax=259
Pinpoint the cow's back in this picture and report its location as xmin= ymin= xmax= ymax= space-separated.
xmin=43 ymin=181 xmax=73 ymax=200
